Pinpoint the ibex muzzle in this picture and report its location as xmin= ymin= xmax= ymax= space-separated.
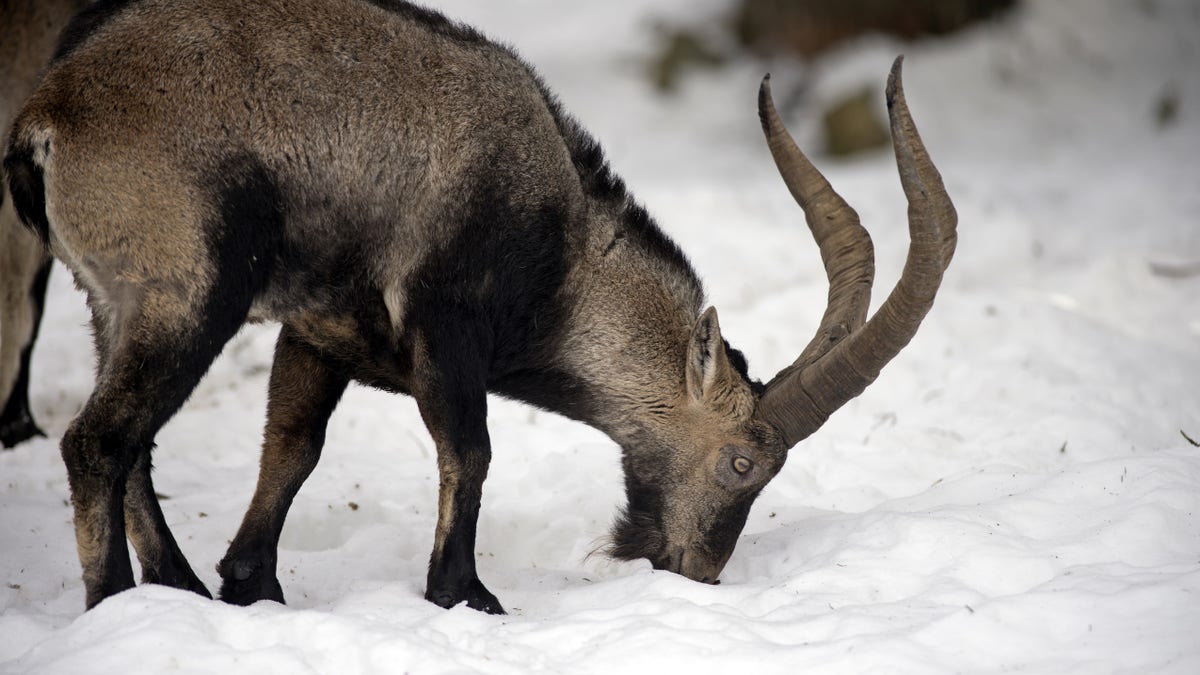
xmin=4 ymin=0 xmax=955 ymax=613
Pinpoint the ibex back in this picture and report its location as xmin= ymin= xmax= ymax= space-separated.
xmin=4 ymin=0 xmax=956 ymax=613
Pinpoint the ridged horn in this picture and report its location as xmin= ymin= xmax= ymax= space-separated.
xmin=754 ymin=56 xmax=958 ymax=449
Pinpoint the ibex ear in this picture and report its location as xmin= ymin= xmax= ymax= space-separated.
xmin=686 ymin=307 xmax=732 ymax=402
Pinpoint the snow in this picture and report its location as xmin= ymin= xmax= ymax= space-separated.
xmin=2 ymin=0 xmax=1199 ymax=672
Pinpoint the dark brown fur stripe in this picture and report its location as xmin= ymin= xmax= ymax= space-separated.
xmin=2 ymin=143 xmax=50 ymax=246
xmin=52 ymin=0 xmax=140 ymax=62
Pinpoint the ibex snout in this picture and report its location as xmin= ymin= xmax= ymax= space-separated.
xmin=654 ymin=547 xmax=729 ymax=584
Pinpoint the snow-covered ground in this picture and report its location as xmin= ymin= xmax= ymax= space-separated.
xmin=3 ymin=0 xmax=1199 ymax=672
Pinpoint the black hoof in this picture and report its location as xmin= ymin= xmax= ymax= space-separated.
xmin=217 ymin=557 xmax=285 ymax=606
xmin=0 ymin=411 xmax=44 ymax=449
xmin=85 ymin=573 xmax=137 ymax=611
xmin=142 ymin=566 xmax=213 ymax=600
xmin=426 ymin=578 xmax=505 ymax=615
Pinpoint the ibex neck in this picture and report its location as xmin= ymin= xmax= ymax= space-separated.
xmin=485 ymin=198 xmax=703 ymax=442
xmin=548 ymin=201 xmax=705 ymax=442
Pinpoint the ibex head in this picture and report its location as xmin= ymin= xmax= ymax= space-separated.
xmin=609 ymin=56 xmax=957 ymax=582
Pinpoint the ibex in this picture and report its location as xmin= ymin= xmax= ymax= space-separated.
xmin=0 ymin=0 xmax=90 ymax=448
xmin=5 ymin=0 xmax=956 ymax=614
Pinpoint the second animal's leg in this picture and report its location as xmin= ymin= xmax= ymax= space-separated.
xmin=0 ymin=209 xmax=51 ymax=448
xmin=218 ymin=325 xmax=348 ymax=605
xmin=413 ymin=323 xmax=504 ymax=614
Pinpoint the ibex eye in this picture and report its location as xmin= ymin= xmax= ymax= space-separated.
xmin=732 ymin=456 xmax=753 ymax=475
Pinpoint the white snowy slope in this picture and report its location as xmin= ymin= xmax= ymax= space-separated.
xmin=2 ymin=0 xmax=1199 ymax=673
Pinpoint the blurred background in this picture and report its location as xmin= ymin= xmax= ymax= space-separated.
xmin=648 ymin=0 xmax=1018 ymax=157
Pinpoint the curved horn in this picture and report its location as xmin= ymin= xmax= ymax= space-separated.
xmin=754 ymin=56 xmax=958 ymax=448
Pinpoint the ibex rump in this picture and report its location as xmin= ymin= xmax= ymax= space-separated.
xmin=5 ymin=0 xmax=956 ymax=613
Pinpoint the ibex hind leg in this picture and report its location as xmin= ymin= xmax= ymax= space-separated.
xmin=219 ymin=325 xmax=348 ymax=606
xmin=69 ymin=291 xmax=208 ymax=595
xmin=124 ymin=450 xmax=212 ymax=598
xmin=97 ymin=299 xmax=209 ymax=598
xmin=63 ymin=298 xmax=246 ymax=608
xmin=58 ymin=156 xmax=284 ymax=609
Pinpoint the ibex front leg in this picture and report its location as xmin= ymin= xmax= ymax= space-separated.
xmin=412 ymin=327 xmax=503 ymax=614
xmin=219 ymin=326 xmax=348 ymax=605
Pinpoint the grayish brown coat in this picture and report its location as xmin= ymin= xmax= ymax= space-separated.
xmin=5 ymin=0 xmax=955 ymax=613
